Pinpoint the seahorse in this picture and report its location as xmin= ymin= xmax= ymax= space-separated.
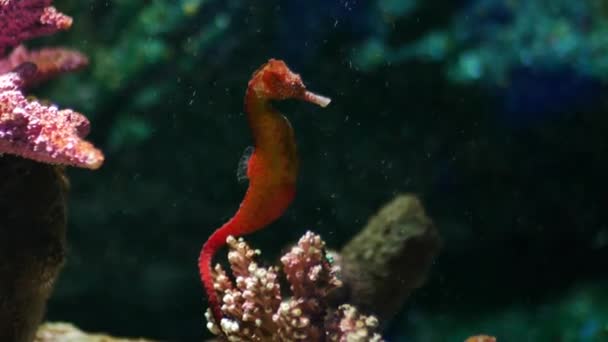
xmin=198 ymin=59 xmax=330 ymax=328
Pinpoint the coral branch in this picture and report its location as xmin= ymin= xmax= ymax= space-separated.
xmin=0 ymin=63 xmax=103 ymax=169
xmin=276 ymin=232 xmax=342 ymax=340
xmin=326 ymin=304 xmax=383 ymax=342
xmin=0 ymin=45 xmax=88 ymax=86
xmin=0 ymin=0 xmax=72 ymax=55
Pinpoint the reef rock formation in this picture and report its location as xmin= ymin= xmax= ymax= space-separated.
xmin=0 ymin=155 xmax=69 ymax=342
xmin=332 ymin=194 xmax=441 ymax=323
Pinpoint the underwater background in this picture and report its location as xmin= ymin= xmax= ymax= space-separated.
xmin=27 ymin=0 xmax=608 ymax=340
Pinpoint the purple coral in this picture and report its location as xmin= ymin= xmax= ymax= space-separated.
xmin=0 ymin=0 xmax=103 ymax=169
xmin=0 ymin=63 xmax=103 ymax=169
xmin=0 ymin=45 xmax=88 ymax=86
xmin=0 ymin=0 xmax=72 ymax=55
xmin=205 ymin=232 xmax=384 ymax=341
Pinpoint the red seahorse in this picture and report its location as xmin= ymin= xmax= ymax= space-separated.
xmin=198 ymin=59 xmax=331 ymax=328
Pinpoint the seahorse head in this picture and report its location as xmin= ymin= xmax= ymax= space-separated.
xmin=250 ymin=59 xmax=330 ymax=107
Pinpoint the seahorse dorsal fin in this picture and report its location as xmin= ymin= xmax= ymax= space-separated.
xmin=237 ymin=146 xmax=254 ymax=183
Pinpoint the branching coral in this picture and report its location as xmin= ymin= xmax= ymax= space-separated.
xmin=205 ymin=232 xmax=384 ymax=341
xmin=0 ymin=1 xmax=101 ymax=341
xmin=0 ymin=63 xmax=103 ymax=169
xmin=325 ymin=304 xmax=383 ymax=342
xmin=0 ymin=0 xmax=72 ymax=55
xmin=0 ymin=0 xmax=102 ymax=169
xmin=0 ymin=45 xmax=88 ymax=87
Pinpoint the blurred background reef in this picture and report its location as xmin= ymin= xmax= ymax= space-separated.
xmin=27 ymin=0 xmax=608 ymax=340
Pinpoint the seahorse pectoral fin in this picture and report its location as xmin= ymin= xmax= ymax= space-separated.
xmin=237 ymin=146 xmax=255 ymax=183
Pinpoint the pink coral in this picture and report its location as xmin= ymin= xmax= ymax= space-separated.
xmin=0 ymin=0 xmax=72 ymax=55
xmin=326 ymin=304 xmax=383 ymax=342
xmin=0 ymin=45 xmax=88 ymax=86
xmin=0 ymin=63 xmax=103 ymax=169
xmin=0 ymin=0 xmax=103 ymax=169
xmin=205 ymin=232 xmax=384 ymax=341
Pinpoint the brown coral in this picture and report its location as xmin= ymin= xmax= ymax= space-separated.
xmin=205 ymin=232 xmax=384 ymax=341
